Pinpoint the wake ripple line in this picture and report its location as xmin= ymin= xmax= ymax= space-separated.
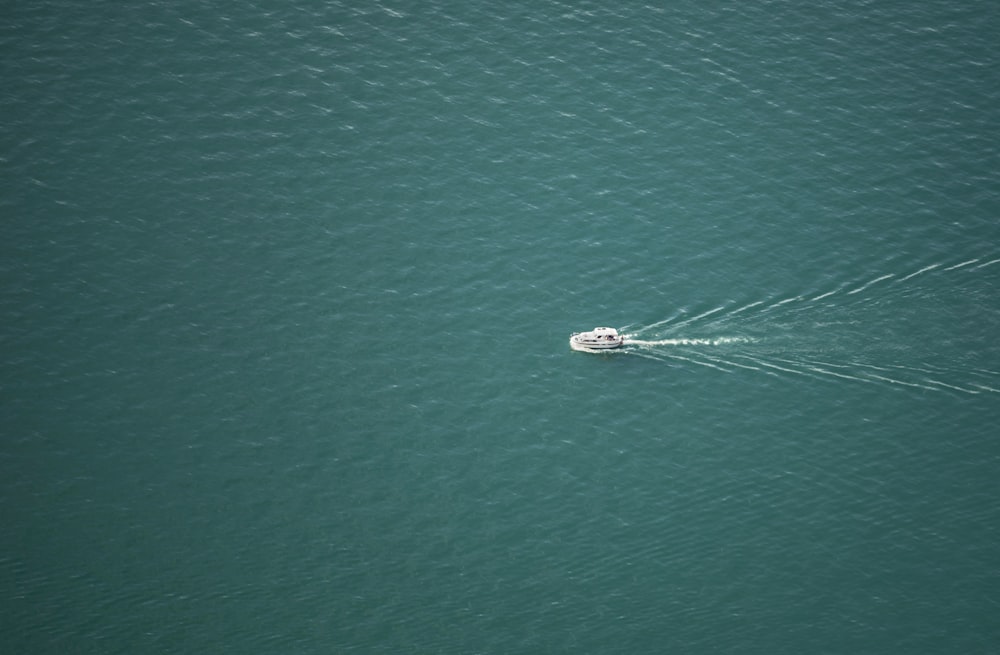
xmin=629 ymin=349 xmax=733 ymax=373
xmin=922 ymin=379 xmax=981 ymax=395
xmin=632 ymin=350 xmax=999 ymax=395
xmin=897 ymin=263 xmax=941 ymax=282
xmin=695 ymin=353 xmax=763 ymax=372
xmin=816 ymin=358 xmax=998 ymax=383
xmin=943 ymin=258 xmax=979 ymax=271
xmin=794 ymin=357 xmax=982 ymax=393
xmin=809 ymin=358 xmax=921 ymax=375
xmin=668 ymin=305 xmax=727 ymax=330
xmin=633 ymin=311 xmax=687 ymax=335
xmin=773 ymin=296 xmax=801 ymax=307
xmin=847 ymin=273 xmax=896 ymax=295
xmin=968 ymin=366 xmax=1000 ymax=378
xmin=862 ymin=373 xmax=942 ymax=392
xmin=727 ymin=300 xmax=765 ymax=316
xmin=868 ymin=361 xmax=950 ymax=375
xmin=810 ymin=286 xmax=847 ymax=302
xmin=768 ymin=356 xmax=876 ymax=384
xmin=667 ymin=353 xmax=733 ymax=373
xmin=741 ymin=355 xmax=965 ymax=394
xmin=630 ymin=350 xmax=671 ymax=364
xmin=974 ymin=257 xmax=1000 ymax=269
xmin=731 ymin=355 xmax=817 ymax=379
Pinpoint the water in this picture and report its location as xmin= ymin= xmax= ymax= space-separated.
xmin=3 ymin=1 xmax=1000 ymax=652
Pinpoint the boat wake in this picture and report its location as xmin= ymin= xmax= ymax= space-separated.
xmin=624 ymin=336 xmax=752 ymax=347
xmin=607 ymin=256 xmax=1000 ymax=396
xmin=621 ymin=333 xmax=1000 ymax=395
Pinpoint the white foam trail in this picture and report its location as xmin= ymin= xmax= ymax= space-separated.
xmin=627 ymin=338 xmax=696 ymax=346
xmin=974 ymin=257 xmax=1000 ymax=269
xmin=943 ymin=258 xmax=979 ymax=271
xmin=847 ymin=273 xmax=896 ymax=295
xmin=715 ymin=336 xmax=753 ymax=345
xmin=897 ymin=263 xmax=941 ymax=282
xmin=970 ymin=383 xmax=1000 ymax=394
xmin=624 ymin=336 xmax=751 ymax=347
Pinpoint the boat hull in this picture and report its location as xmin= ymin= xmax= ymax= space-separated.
xmin=569 ymin=331 xmax=625 ymax=350
xmin=570 ymin=338 xmax=623 ymax=351
xmin=569 ymin=327 xmax=625 ymax=350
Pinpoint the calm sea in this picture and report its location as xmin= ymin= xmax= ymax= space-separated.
xmin=4 ymin=1 xmax=1000 ymax=652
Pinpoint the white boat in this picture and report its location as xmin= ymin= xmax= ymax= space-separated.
xmin=569 ymin=326 xmax=625 ymax=350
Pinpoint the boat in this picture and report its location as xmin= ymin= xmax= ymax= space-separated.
xmin=569 ymin=326 xmax=625 ymax=350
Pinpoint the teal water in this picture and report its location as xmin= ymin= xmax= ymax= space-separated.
xmin=4 ymin=1 xmax=1000 ymax=652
